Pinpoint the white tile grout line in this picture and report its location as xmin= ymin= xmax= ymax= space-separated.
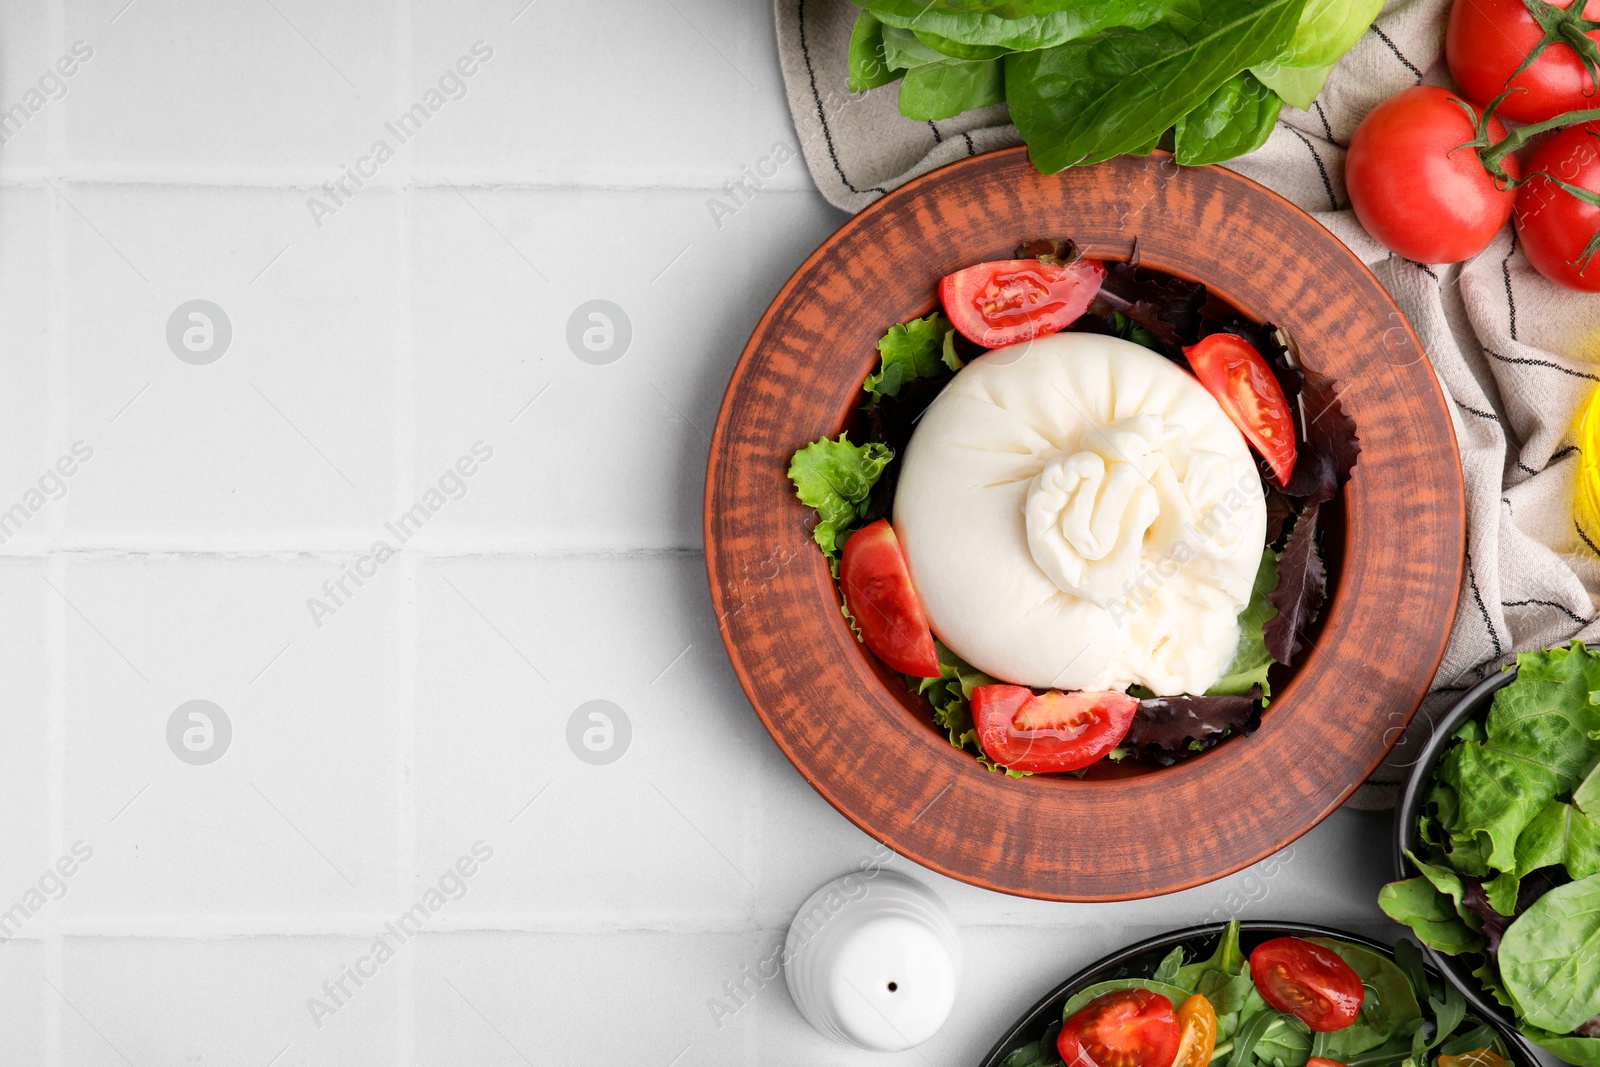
xmin=45 ymin=0 xmax=67 ymax=1055
xmin=395 ymin=3 xmax=417 ymax=1061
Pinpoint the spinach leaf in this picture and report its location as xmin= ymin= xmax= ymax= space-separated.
xmin=1499 ymin=873 xmax=1600 ymax=1033
xmin=1208 ymin=549 xmax=1280 ymax=697
xmin=1307 ymin=938 xmax=1422 ymax=1058
xmin=1519 ymin=1025 xmax=1600 ymax=1067
xmin=1004 ymin=0 xmax=1306 ymax=173
xmin=1062 ymin=979 xmax=1189 ymax=1019
xmin=1252 ymin=59 xmax=1337 ymax=110
xmin=1255 ymin=1014 xmax=1312 ymax=1067
xmin=1174 ymin=71 xmax=1282 ymax=167
xmin=897 ymin=56 xmax=1005 ymax=120
xmin=787 ymin=434 xmax=893 ymax=557
xmin=1377 ymin=876 xmax=1486 ymax=955
xmin=865 ymin=0 xmax=1174 ymax=50
xmin=1259 ymin=0 xmax=1383 ymax=69
xmin=848 ymin=10 xmax=901 ymax=92
xmin=1196 ymin=967 xmax=1256 ymax=1018
xmin=864 ymin=312 xmax=953 ymax=401
xmin=1001 ymin=1020 xmax=1065 ymax=1067
xmin=1262 ymin=503 xmax=1324 ymax=666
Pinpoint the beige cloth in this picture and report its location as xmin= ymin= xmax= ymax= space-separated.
xmin=775 ymin=0 xmax=1600 ymax=808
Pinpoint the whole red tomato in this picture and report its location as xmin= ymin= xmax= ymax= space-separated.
xmin=1346 ymin=86 xmax=1521 ymax=264
xmin=1515 ymin=122 xmax=1600 ymax=290
xmin=1447 ymin=0 xmax=1600 ymax=123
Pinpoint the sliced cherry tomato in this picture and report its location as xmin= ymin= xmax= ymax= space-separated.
xmin=1307 ymin=1059 xmax=1350 ymax=1067
xmin=1058 ymin=989 xmax=1181 ymax=1067
xmin=1447 ymin=0 xmax=1600 ymax=124
xmin=1248 ymin=937 xmax=1364 ymax=1033
xmin=839 ymin=519 xmax=939 ymax=678
xmin=1345 ymin=86 xmax=1520 ymax=264
xmin=938 ymin=257 xmax=1105 ymax=348
xmin=1172 ymin=995 xmax=1217 ymax=1067
xmin=1514 ymin=122 xmax=1600 ymax=291
xmin=1437 ymin=1049 xmax=1506 ymax=1067
xmin=971 ymin=685 xmax=1137 ymax=773
xmin=1182 ymin=333 xmax=1297 ymax=486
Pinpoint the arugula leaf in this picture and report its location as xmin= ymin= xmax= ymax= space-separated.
xmin=1262 ymin=503 xmax=1324 ymax=665
xmin=1254 ymin=1014 xmax=1312 ymax=1067
xmin=898 ymin=57 xmax=1005 ymax=120
xmin=1174 ymin=71 xmax=1283 ymax=167
xmin=1229 ymin=1007 xmax=1295 ymax=1067
xmin=848 ymin=10 xmax=901 ymax=92
xmin=864 ymin=312 xmax=955 ymax=401
xmin=1499 ymin=873 xmax=1600 ymax=1033
xmin=1378 ymin=876 xmax=1486 ymax=955
xmin=864 ymin=0 xmax=1174 ymax=51
xmin=787 ymin=434 xmax=892 ymax=557
xmin=1004 ymin=0 xmax=1306 ymax=173
xmin=1209 ymin=550 xmax=1279 ymax=697
xmin=1306 ymin=938 xmax=1423 ymax=1059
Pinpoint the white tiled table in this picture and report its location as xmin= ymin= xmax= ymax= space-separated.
xmin=0 ymin=2 xmax=1400 ymax=1064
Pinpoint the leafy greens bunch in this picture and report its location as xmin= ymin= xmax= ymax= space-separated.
xmin=1001 ymin=922 xmax=1513 ymax=1067
xmin=1380 ymin=642 xmax=1600 ymax=1065
xmin=847 ymin=0 xmax=1382 ymax=171
xmin=787 ymin=241 xmax=1359 ymax=771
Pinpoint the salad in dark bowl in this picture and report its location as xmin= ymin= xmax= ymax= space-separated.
xmin=1383 ymin=641 xmax=1600 ymax=1065
xmin=984 ymin=921 xmax=1535 ymax=1067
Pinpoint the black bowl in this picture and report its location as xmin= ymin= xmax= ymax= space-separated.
xmin=1392 ymin=668 xmax=1519 ymax=1034
xmin=978 ymin=920 xmax=1540 ymax=1067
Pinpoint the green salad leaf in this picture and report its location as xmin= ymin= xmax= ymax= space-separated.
xmin=1004 ymin=0 xmax=1306 ymax=173
xmin=786 ymin=434 xmax=892 ymax=557
xmin=1306 ymin=938 xmax=1422 ymax=1059
xmin=899 ymin=56 xmax=1005 ymax=120
xmin=1499 ymin=873 xmax=1600 ymax=1033
xmin=848 ymin=10 xmax=900 ymax=92
xmin=912 ymin=28 xmax=1012 ymax=61
xmin=1378 ymin=876 xmax=1485 ymax=955
xmin=1519 ymin=1025 xmax=1600 ymax=1067
xmin=1258 ymin=0 xmax=1382 ymax=71
xmin=1174 ymin=71 xmax=1282 ymax=168
xmin=1252 ymin=59 xmax=1337 ymax=111
xmin=864 ymin=0 xmax=1172 ymax=51
xmin=1208 ymin=549 xmax=1279 ymax=698
xmin=864 ymin=312 xmax=954 ymax=400
xmin=1062 ymin=978 xmax=1190 ymax=1019
xmin=1515 ymin=799 xmax=1600 ymax=881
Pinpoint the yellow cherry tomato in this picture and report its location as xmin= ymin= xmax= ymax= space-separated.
xmin=1438 ymin=1049 xmax=1507 ymax=1067
xmin=1172 ymin=994 xmax=1217 ymax=1067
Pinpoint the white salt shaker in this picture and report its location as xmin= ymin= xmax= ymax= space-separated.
xmin=783 ymin=870 xmax=962 ymax=1052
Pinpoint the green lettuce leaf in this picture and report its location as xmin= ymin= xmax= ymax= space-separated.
xmin=864 ymin=312 xmax=955 ymax=400
xmin=880 ymin=26 xmax=950 ymax=71
xmin=1306 ymin=938 xmax=1422 ymax=1059
xmin=1252 ymin=59 xmax=1337 ymax=110
xmin=1004 ymin=0 xmax=1306 ymax=173
xmin=1520 ymin=1026 xmax=1600 ymax=1067
xmin=848 ymin=10 xmax=901 ymax=92
xmin=1499 ymin=873 xmax=1600 ymax=1033
xmin=898 ymin=57 xmax=1005 ymax=121
xmin=912 ymin=28 xmax=1011 ymax=61
xmin=1515 ymin=799 xmax=1600 ymax=880
xmin=1208 ymin=549 xmax=1279 ymax=698
xmin=1377 ymin=875 xmax=1486 ymax=955
xmin=786 ymin=434 xmax=892 ymax=557
xmin=1174 ymin=71 xmax=1282 ymax=167
xmin=864 ymin=0 xmax=1174 ymax=51
xmin=1261 ymin=0 xmax=1383 ymax=69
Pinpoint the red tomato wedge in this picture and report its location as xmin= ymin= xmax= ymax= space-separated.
xmin=1307 ymin=1059 xmax=1351 ymax=1067
xmin=838 ymin=519 xmax=939 ymax=678
xmin=971 ymin=685 xmax=1137 ymax=773
xmin=1248 ymin=938 xmax=1364 ymax=1032
xmin=1058 ymin=989 xmax=1182 ymax=1067
xmin=1183 ymin=333 xmax=1297 ymax=487
xmin=938 ymin=257 xmax=1105 ymax=348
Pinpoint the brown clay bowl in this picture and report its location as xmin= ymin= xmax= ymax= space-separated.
xmin=703 ymin=147 xmax=1465 ymax=901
